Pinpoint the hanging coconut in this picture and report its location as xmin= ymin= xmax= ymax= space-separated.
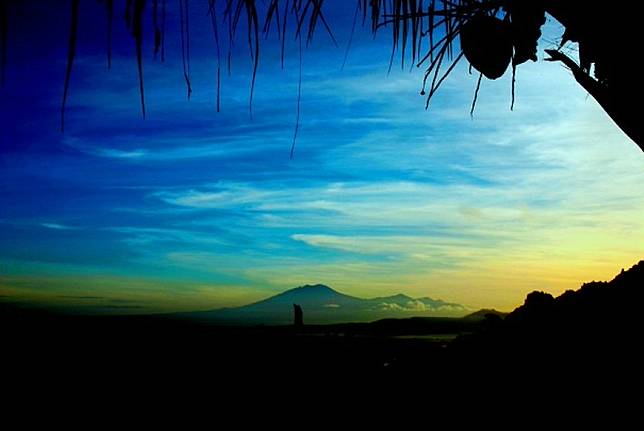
xmin=460 ymin=15 xmax=513 ymax=80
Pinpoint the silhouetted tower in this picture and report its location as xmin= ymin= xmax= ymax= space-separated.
xmin=293 ymin=303 xmax=303 ymax=328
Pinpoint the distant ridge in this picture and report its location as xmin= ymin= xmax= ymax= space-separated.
xmin=188 ymin=284 xmax=467 ymax=325
xmin=463 ymin=309 xmax=508 ymax=321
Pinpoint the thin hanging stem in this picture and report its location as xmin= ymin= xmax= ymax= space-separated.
xmin=510 ymin=62 xmax=516 ymax=110
xmin=61 ymin=0 xmax=80 ymax=132
xmin=153 ymin=0 xmax=161 ymax=57
xmin=106 ymin=0 xmax=113 ymax=69
xmin=0 ymin=1 xmax=7 ymax=87
xmin=227 ymin=4 xmax=233 ymax=75
xmin=209 ymin=0 xmax=222 ymax=112
xmin=341 ymin=1 xmax=360 ymax=70
xmin=179 ymin=0 xmax=192 ymax=99
xmin=426 ymin=51 xmax=464 ymax=108
xmin=281 ymin=0 xmax=289 ymax=68
xmin=290 ymin=36 xmax=302 ymax=160
xmin=470 ymin=72 xmax=482 ymax=117
xmin=161 ymin=0 xmax=166 ymax=62
xmin=246 ymin=0 xmax=259 ymax=117
xmin=133 ymin=0 xmax=146 ymax=118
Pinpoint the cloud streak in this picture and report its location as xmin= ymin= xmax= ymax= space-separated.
xmin=41 ymin=223 xmax=78 ymax=230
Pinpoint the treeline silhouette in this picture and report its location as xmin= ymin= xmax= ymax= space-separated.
xmin=457 ymin=260 xmax=644 ymax=352
xmin=445 ymin=260 xmax=644 ymax=393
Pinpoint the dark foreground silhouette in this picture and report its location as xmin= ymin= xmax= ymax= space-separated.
xmin=293 ymin=303 xmax=304 ymax=327
xmin=3 ymin=1 xmax=643 ymax=153
xmin=3 ymin=261 xmax=643 ymax=403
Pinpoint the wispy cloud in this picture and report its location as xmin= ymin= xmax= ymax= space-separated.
xmin=93 ymin=148 xmax=149 ymax=159
xmin=41 ymin=223 xmax=78 ymax=230
xmin=2 ymin=11 xmax=643 ymax=313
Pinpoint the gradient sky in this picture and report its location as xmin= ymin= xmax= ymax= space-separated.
xmin=1 ymin=1 xmax=643 ymax=314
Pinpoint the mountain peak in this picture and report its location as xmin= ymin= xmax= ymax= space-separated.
xmin=193 ymin=283 xmax=467 ymax=324
xmin=259 ymin=283 xmax=348 ymax=303
xmin=390 ymin=293 xmax=413 ymax=300
xmin=291 ymin=284 xmax=335 ymax=293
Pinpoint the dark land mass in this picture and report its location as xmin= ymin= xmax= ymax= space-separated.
xmin=184 ymin=283 xmax=467 ymax=324
xmin=462 ymin=308 xmax=508 ymax=320
xmin=3 ymin=260 xmax=644 ymax=402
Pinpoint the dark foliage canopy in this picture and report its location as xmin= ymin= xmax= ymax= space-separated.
xmin=1 ymin=0 xmax=642 ymax=152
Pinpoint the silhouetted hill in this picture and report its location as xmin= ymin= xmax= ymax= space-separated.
xmin=505 ymin=260 xmax=643 ymax=327
xmin=456 ymin=260 xmax=644 ymax=365
xmin=188 ymin=284 xmax=467 ymax=324
xmin=463 ymin=309 xmax=508 ymax=321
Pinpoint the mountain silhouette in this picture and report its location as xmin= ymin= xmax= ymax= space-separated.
xmin=462 ymin=309 xmax=508 ymax=321
xmin=189 ymin=284 xmax=466 ymax=325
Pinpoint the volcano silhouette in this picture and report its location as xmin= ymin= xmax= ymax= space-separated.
xmin=189 ymin=284 xmax=466 ymax=325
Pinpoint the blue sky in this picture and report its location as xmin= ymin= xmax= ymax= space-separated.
xmin=1 ymin=1 xmax=643 ymax=314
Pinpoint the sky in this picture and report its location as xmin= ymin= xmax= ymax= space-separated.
xmin=1 ymin=1 xmax=643 ymax=315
